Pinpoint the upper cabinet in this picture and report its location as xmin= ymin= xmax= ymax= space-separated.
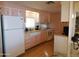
xmin=40 ymin=12 xmax=50 ymax=24
xmin=61 ymin=1 xmax=70 ymax=22
xmin=74 ymin=2 xmax=79 ymax=12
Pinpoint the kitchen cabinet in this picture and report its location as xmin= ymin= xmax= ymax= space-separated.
xmin=40 ymin=31 xmax=47 ymax=42
xmin=61 ymin=1 xmax=70 ymax=22
xmin=74 ymin=2 xmax=79 ymax=12
xmin=25 ymin=32 xmax=41 ymax=49
xmin=40 ymin=12 xmax=50 ymax=23
xmin=25 ymin=32 xmax=31 ymax=49
xmin=35 ymin=34 xmax=41 ymax=44
xmin=30 ymin=36 xmax=37 ymax=48
xmin=25 ymin=30 xmax=53 ymax=50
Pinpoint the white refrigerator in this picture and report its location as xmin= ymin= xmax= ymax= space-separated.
xmin=0 ymin=15 xmax=25 ymax=57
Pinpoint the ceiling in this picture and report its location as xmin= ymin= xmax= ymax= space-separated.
xmin=6 ymin=1 xmax=61 ymax=13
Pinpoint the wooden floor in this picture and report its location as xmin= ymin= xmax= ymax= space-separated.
xmin=20 ymin=40 xmax=54 ymax=57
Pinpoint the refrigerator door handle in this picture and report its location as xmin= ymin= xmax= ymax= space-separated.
xmin=1 ymin=15 xmax=6 ymax=57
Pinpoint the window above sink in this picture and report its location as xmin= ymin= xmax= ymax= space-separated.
xmin=25 ymin=10 xmax=40 ymax=31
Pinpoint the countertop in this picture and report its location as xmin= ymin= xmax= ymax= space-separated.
xmin=25 ymin=28 xmax=54 ymax=38
xmin=25 ymin=28 xmax=54 ymax=33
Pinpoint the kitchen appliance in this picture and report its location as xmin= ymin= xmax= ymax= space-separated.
xmin=63 ymin=26 xmax=69 ymax=36
xmin=0 ymin=15 xmax=25 ymax=57
xmin=40 ymin=24 xmax=48 ymax=30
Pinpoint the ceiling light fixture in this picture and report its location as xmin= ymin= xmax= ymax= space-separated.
xmin=46 ymin=1 xmax=55 ymax=4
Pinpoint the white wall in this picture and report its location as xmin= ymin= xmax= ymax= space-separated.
xmin=68 ymin=1 xmax=77 ymax=57
xmin=68 ymin=1 xmax=75 ymax=56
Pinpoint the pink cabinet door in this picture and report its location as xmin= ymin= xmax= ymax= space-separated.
xmin=31 ymin=36 xmax=37 ymax=47
xmin=25 ymin=33 xmax=31 ymax=49
xmin=40 ymin=32 xmax=47 ymax=43
xmin=25 ymin=41 xmax=31 ymax=49
xmin=40 ymin=12 xmax=49 ymax=23
xmin=25 ymin=36 xmax=32 ymax=49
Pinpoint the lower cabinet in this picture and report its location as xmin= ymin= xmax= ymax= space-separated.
xmin=25 ymin=42 xmax=31 ymax=50
xmin=25 ymin=33 xmax=31 ymax=49
xmin=25 ymin=31 xmax=48 ymax=50
xmin=40 ymin=31 xmax=47 ymax=43
xmin=30 ymin=36 xmax=36 ymax=48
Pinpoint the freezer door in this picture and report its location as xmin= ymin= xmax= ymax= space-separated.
xmin=3 ymin=16 xmax=24 ymax=30
xmin=4 ymin=29 xmax=25 ymax=57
